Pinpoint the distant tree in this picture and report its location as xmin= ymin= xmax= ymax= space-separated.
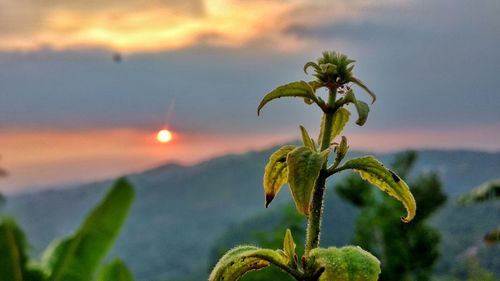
xmin=459 ymin=179 xmax=500 ymax=244
xmin=335 ymin=151 xmax=447 ymax=281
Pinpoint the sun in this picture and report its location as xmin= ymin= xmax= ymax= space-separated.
xmin=156 ymin=129 xmax=173 ymax=143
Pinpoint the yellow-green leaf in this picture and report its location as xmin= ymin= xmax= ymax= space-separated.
xmin=332 ymin=108 xmax=350 ymax=140
xmin=287 ymin=147 xmax=325 ymax=215
xmin=209 ymin=245 xmax=287 ymax=281
xmin=300 ymin=126 xmax=316 ymax=151
xmin=258 ymin=81 xmax=318 ymax=115
xmin=341 ymin=156 xmax=416 ymax=222
xmin=309 ymin=246 xmax=381 ymax=281
xmin=283 ymin=229 xmax=296 ymax=266
xmin=318 ymin=108 xmax=350 ymax=145
xmin=263 ymin=145 xmax=296 ymax=208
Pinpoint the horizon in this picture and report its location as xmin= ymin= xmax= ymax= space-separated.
xmin=1 ymin=0 xmax=500 ymax=193
xmin=3 ymin=143 xmax=499 ymax=195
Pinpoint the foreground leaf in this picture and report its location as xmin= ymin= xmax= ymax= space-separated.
xmin=287 ymin=147 xmax=327 ymax=215
xmin=283 ymin=229 xmax=297 ymax=267
xmin=44 ymin=178 xmax=135 ymax=281
xmin=354 ymin=100 xmax=370 ymax=126
xmin=258 ymin=81 xmax=318 ymax=115
xmin=300 ymin=126 xmax=316 ymax=151
xmin=263 ymin=145 xmax=296 ymax=208
xmin=318 ymin=108 xmax=350 ymax=145
xmin=209 ymin=245 xmax=288 ymax=281
xmin=97 ymin=259 xmax=134 ymax=281
xmin=309 ymin=246 xmax=381 ymax=281
xmin=341 ymin=156 xmax=416 ymax=222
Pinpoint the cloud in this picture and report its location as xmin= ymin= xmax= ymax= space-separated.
xmin=0 ymin=0 xmax=407 ymax=53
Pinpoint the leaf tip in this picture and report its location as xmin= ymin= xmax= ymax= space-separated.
xmin=265 ymin=194 xmax=274 ymax=208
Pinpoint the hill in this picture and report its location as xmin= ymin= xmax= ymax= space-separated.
xmin=3 ymin=148 xmax=500 ymax=280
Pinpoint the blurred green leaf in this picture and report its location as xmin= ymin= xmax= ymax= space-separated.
xmin=263 ymin=146 xmax=296 ymax=208
xmin=257 ymin=81 xmax=318 ymax=115
xmin=43 ymin=178 xmax=135 ymax=281
xmin=0 ymin=219 xmax=26 ymax=281
xmin=484 ymin=227 xmax=500 ymax=245
xmin=458 ymin=179 xmax=500 ymax=205
xmin=287 ymin=147 xmax=327 ymax=215
xmin=340 ymin=156 xmax=416 ymax=222
xmin=97 ymin=258 xmax=134 ymax=281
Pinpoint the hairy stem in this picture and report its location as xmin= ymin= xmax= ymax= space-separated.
xmin=304 ymin=88 xmax=337 ymax=257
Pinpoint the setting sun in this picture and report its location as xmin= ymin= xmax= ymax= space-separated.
xmin=156 ymin=129 xmax=173 ymax=143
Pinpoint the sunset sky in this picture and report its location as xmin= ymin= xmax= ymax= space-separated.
xmin=1 ymin=0 xmax=499 ymax=193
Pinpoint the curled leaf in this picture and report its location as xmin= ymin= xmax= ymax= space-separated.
xmin=287 ymin=147 xmax=327 ymax=215
xmin=209 ymin=245 xmax=288 ymax=281
xmin=341 ymin=156 xmax=416 ymax=222
xmin=304 ymin=62 xmax=321 ymax=74
xmin=309 ymin=246 xmax=381 ymax=281
xmin=354 ymin=100 xmax=369 ymax=126
xmin=258 ymin=81 xmax=318 ymax=115
xmin=263 ymin=146 xmax=296 ymax=208
xmin=350 ymin=77 xmax=376 ymax=104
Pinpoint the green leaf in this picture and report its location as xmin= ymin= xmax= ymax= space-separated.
xmin=309 ymin=246 xmax=381 ymax=281
xmin=0 ymin=219 xmax=27 ymax=281
xmin=350 ymin=77 xmax=376 ymax=104
xmin=258 ymin=81 xmax=318 ymax=115
xmin=458 ymin=179 xmax=500 ymax=205
xmin=341 ymin=156 xmax=416 ymax=222
xmin=287 ymin=147 xmax=327 ymax=215
xmin=318 ymin=108 xmax=350 ymax=146
xmin=263 ymin=145 xmax=297 ymax=208
xmin=209 ymin=245 xmax=288 ymax=281
xmin=332 ymin=108 xmax=350 ymax=139
xmin=283 ymin=229 xmax=297 ymax=267
xmin=43 ymin=178 xmax=135 ymax=281
xmin=97 ymin=258 xmax=134 ymax=281
xmin=354 ymin=100 xmax=369 ymax=126
xmin=335 ymin=136 xmax=349 ymax=163
xmin=300 ymin=126 xmax=316 ymax=151
xmin=304 ymin=62 xmax=321 ymax=74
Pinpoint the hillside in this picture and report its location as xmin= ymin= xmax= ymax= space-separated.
xmin=3 ymin=148 xmax=500 ymax=280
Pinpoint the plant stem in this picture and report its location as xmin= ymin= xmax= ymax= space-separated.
xmin=304 ymin=88 xmax=337 ymax=257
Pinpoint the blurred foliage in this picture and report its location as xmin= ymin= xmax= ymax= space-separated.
xmin=0 ymin=178 xmax=135 ymax=281
xmin=335 ymin=151 xmax=447 ymax=281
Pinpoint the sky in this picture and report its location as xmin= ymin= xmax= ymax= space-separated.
xmin=1 ymin=0 xmax=500 ymax=193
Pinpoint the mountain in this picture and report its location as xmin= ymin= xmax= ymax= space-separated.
xmin=2 ymin=147 xmax=500 ymax=280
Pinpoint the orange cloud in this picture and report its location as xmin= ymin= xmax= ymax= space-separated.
xmin=0 ymin=0 xmax=407 ymax=53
